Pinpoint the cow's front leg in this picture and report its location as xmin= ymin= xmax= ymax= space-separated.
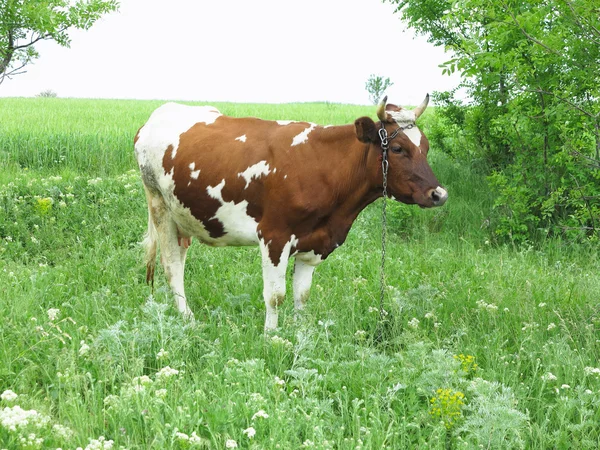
xmin=259 ymin=237 xmax=295 ymax=331
xmin=293 ymin=252 xmax=321 ymax=310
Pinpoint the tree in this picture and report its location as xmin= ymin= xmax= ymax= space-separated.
xmin=385 ymin=0 xmax=600 ymax=242
xmin=0 ymin=0 xmax=119 ymax=85
xmin=365 ymin=74 xmax=394 ymax=105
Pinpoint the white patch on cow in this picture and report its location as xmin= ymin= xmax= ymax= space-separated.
xmin=206 ymin=179 xmax=259 ymax=245
xmin=276 ymin=120 xmax=295 ymax=126
xmin=389 ymin=109 xmax=423 ymax=151
xmin=188 ymin=161 xmax=201 ymax=179
xmin=235 ymin=134 xmax=247 ymax=142
xmin=238 ymin=161 xmax=271 ymax=189
xmin=291 ymin=123 xmax=317 ymax=146
xmin=135 ymin=103 xmax=222 ymax=161
xmin=260 ymin=235 xmax=298 ymax=329
xmin=404 ymin=127 xmax=423 ymax=150
xmin=273 ymin=168 xmax=277 ymax=173
xmin=389 ymin=109 xmax=416 ymax=125
xmin=284 ymin=175 xmax=288 ymax=179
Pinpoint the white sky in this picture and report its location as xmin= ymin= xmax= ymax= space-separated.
xmin=1 ymin=0 xmax=460 ymax=105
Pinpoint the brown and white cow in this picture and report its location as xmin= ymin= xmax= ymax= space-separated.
xmin=134 ymin=95 xmax=447 ymax=330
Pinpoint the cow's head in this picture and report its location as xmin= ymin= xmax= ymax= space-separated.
xmin=354 ymin=95 xmax=448 ymax=208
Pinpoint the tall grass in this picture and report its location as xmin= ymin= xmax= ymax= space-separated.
xmin=0 ymin=98 xmax=374 ymax=175
xmin=0 ymin=99 xmax=599 ymax=449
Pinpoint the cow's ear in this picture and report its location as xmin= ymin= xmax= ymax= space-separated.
xmin=354 ymin=117 xmax=379 ymax=143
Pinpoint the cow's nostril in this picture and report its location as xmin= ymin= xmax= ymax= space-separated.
xmin=431 ymin=191 xmax=441 ymax=202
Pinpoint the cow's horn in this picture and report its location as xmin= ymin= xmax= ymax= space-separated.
xmin=413 ymin=93 xmax=430 ymax=119
xmin=377 ymin=95 xmax=390 ymax=122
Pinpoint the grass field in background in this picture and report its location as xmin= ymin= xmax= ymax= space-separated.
xmin=1 ymin=98 xmax=599 ymax=449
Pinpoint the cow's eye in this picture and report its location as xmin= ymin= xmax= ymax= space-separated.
xmin=391 ymin=146 xmax=406 ymax=155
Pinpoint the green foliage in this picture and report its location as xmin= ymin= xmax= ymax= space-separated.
xmin=386 ymin=0 xmax=600 ymax=243
xmin=1 ymin=99 xmax=599 ymax=448
xmin=0 ymin=0 xmax=119 ymax=83
xmin=365 ymin=74 xmax=394 ymax=105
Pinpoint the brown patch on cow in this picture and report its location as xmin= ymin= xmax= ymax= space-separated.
xmin=162 ymin=141 xmax=227 ymax=239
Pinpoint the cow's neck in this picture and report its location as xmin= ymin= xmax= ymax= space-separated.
xmin=297 ymin=124 xmax=382 ymax=256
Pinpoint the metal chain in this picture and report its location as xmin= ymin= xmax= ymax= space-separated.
xmin=379 ymin=151 xmax=389 ymax=323
xmin=376 ymin=126 xmax=390 ymax=341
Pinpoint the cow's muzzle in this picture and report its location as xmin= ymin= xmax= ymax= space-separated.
xmin=427 ymin=187 xmax=448 ymax=207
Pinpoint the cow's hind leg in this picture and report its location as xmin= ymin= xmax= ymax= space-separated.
xmin=142 ymin=187 xmax=158 ymax=288
xmin=259 ymin=237 xmax=295 ymax=331
xmin=147 ymin=191 xmax=194 ymax=319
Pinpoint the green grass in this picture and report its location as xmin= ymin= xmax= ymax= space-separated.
xmin=1 ymin=99 xmax=600 ymax=449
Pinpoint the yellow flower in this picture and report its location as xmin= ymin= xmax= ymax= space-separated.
xmin=429 ymin=388 xmax=466 ymax=429
xmin=35 ymin=197 xmax=53 ymax=215
xmin=454 ymin=354 xmax=479 ymax=375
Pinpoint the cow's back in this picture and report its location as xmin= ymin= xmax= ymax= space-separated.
xmin=134 ymin=103 xmax=292 ymax=247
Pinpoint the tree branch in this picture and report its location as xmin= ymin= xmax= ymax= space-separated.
xmin=566 ymin=1 xmax=600 ymax=41
xmin=502 ymin=1 xmax=587 ymax=70
xmin=523 ymin=88 xmax=598 ymax=119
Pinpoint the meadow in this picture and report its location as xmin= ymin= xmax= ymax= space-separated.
xmin=1 ymin=98 xmax=599 ymax=449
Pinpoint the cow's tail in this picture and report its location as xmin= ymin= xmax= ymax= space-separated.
xmin=142 ymin=190 xmax=158 ymax=288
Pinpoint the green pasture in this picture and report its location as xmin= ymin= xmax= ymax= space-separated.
xmin=0 ymin=98 xmax=599 ymax=449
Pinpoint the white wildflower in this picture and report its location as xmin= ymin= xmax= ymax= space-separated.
xmin=407 ymin=317 xmax=420 ymax=329
xmin=584 ymin=367 xmax=600 ymax=376
xmin=59 ymin=201 xmax=67 ymax=208
xmin=132 ymin=375 xmax=153 ymax=386
xmin=79 ymin=340 xmax=90 ymax=356
xmin=156 ymin=366 xmax=179 ymax=379
xmin=31 ymin=236 xmax=39 ymax=245
xmin=79 ymin=436 xmax=114 ymax=450
xmin=270 ymin=335 xmax=293 ymax=349
xmin=155 ymin=388 xmax=167 ymax=399
xmin=434 ymin=322 xmax=441 ymax=328
xmin=561 ymin=384 xmax=570 ymax=389
xmin=354 ymin=329 xmax=366 ymax=339
xmin=156 ymin=348 xmax=168 ymax=359
xmin=175 ymin=431 xmax=189 ymax=441
xmin=243 ymin=426 xmax=256 ymax=438
xmin=476 ymin=299 xmax=498 ymax=311
xmin=318 ymin=319 xmax=335 ymax=328
xmin=52 ymin=424 xmax=74 ymax=439
xmin=47 ymin=308 xmax=60 ymax=321
xmin=541 ymin=372 xmax=557 ymax=382
xmin=0 ymin=405 xmax=48 ymax=431
xmin=189 ymin=432 xmax=203 ymax=444
xmin=538 ymin=302 xmax=547 ymax=308
xmin=368 ymin=306 xmax=378 ymax=313
xmin=252 ymin=409 xmax=269 ymax=420
xmin=225 ymin=439 xmax=238 ymax=448
xmin=0 ymin=390 xmax=18 ymax=402
xmin=547 ymin=323 xmax=556 ymax=331
xmin=274 ymin=376 xmax=285 ymax=387
xmin=424 ymin=312 xmax=435 ymax=319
